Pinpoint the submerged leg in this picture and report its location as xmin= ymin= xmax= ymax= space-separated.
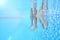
xmin=30 ymin=8 xmax=33 ymax=27
xmin=36 ymin=9 xmax=48 ymax=29
xmin=36 ymin=0 xmax=48 ymax=29
xmin=31 ymin=16 xmax=37 ymax=30
xmin=39 ymin=16 xmax=48 ymax=29
xmin=31 ymin=8 xmax=37 ymax=30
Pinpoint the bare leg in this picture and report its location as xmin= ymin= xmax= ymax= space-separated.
xmin=36 ymin=0 xmax=48 ymax=29
xmin=31 ymin=8 xmax=37 ymax=30
xmin=39 ymin=16 xmax=48 ymax=29
xmin=30 ymin=8 xmax=33 ymax=27
xmin=31 ymin=16 xmax=37 ymax=30
xmin=31 ymin=17 xmax=33 ymax=26
xmin=36 ymin=9 xmax=48 ymax=29
xmin=34 ymin=17 xmax=37 ymax=28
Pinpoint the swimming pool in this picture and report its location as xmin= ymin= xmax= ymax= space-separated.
xmin=0 ymin=0 xmax=60 ymax=40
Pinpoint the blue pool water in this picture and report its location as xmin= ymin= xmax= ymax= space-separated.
xmin=0 ymin=0 xmax=60 ymax=40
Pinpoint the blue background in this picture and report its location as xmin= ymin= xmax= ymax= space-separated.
xmin=0 ymin=0 xmax=60 ymax=40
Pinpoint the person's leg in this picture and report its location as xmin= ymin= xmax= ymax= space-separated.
xmin=36 ymin=0 xmax=48 ymax=29
xmin=30 ymin=8 xmax=33 ymax=27
xmin=31 ymin=8 xmax=37 ymax=30
xmin=31 ymin=17 xmax=37 ymax=30
xmin=31 ymin=18 xmax=33 ymax=26
xmin=34 ymin=17 xmax=37 ymax=28
xmin=39 ymin=15 xmax=48 ymax=29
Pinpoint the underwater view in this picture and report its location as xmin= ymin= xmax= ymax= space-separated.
xmin=0 ymin=0 xmax=60 ymax=40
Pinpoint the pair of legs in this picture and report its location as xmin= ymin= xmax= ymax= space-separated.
xmin=36 ymin=9 xmax=48 ymax=29
xmin=30 ymin=8 xmax=37 ymax=30
xmin=39 ymin=15 xmax=48 ymax=29
xmin=30 ymin=17 xmax=37 ymax=30
xmin=30 ymin=9 xmax=48 ymax=30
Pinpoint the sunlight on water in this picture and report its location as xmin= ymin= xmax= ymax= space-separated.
xmin=0 ymin=0 xmax=60 ymax=40
xmin=8 ymin=35 xmax=12 ymax=40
